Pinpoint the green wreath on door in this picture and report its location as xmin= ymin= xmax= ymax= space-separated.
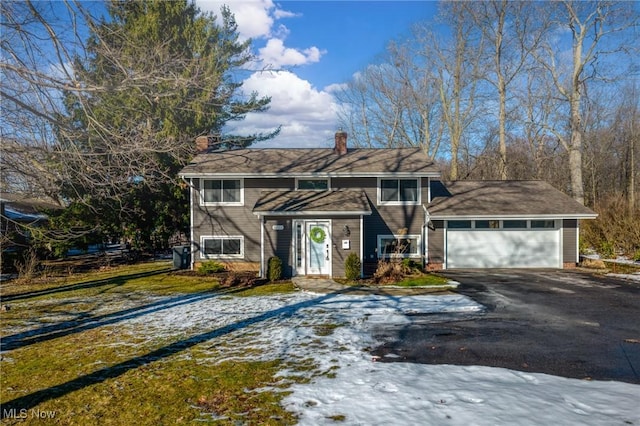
xmin=309 ymin=226 xmax=326 ymax=244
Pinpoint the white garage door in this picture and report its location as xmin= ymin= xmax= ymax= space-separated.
xmin=446 ymin=229 xmax=561 ymax=268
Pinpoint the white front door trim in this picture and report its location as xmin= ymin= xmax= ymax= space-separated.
xmin=293 ymin=219 xmax=332 ymax=276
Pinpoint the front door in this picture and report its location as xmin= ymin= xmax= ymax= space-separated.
xmin=294 ymin=220 xmax=331 ymax=276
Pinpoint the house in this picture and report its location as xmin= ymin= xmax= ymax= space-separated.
xmin=178 ymin=131 xmax=597 ymax=277
xmin=1 ymin=193 xmax=57 ymax=271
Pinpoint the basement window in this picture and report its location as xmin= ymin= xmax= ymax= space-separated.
xmin=378 ymin=234 xmax=421 ymax=258
xmin=201 ymin=236 xmax=244 ymax=259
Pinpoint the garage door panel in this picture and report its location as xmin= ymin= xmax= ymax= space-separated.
xmin=446 ymin=229 xmax=560 ymax=268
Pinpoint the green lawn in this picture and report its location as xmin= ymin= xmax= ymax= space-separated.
xmin=335 ymin=272 xmax=451 ymax=288
xmin=0 ymin=262 xmax=300 ymax=425
xmin=393 ymin=274 xmax=451 ymax=287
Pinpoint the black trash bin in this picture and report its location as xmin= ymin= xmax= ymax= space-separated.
xmin=172 ymin=245 xmax=191 ymax=269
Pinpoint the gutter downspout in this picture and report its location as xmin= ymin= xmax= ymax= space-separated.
xmin=360 ymin=214 xmax=364 ymax=278
xmin=181 ymin=177 xmax=196 ymax=270
xmin=260 ymin=216 xmax=265 ymax=278
xmin=422 ymin=204 xmax=430 ymax=270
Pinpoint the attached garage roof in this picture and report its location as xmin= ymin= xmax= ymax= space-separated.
xmin=253 ymin=190 xmax=372 ymax=216
xmin=428 ymin=180 xmax=597 ymax=219
xmin=180 ymin=148 xmax=439 ymax=178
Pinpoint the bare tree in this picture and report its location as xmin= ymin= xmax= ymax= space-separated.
xmin=465 ymin=1 xmax=548 ymax=179
xmin=431 ymin=1 xmax=484 ymax=180
xmin=335 ymin=41 xmax=445 ymax=160
xmin=1 ymin=0 xmax=276 ymax=250
xmin=532 ymin=0 xmax=638 ymax=204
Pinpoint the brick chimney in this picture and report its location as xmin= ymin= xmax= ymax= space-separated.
xmin=334 ymin=129 xmax=348 ymax=155
xmin=196 ymin=135 xmax=210 ymax=153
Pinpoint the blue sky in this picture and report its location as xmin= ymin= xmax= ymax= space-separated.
xmin=273 ymin=1 xmax=439 ymax=88
xmin=197 ymin=1 xmax=441 ymax=148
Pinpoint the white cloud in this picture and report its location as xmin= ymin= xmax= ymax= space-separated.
xmin=324 ymin=82 xmax=348 ymax=93
xmin=198 ymin=0 xmax=295 ymax=40
xmin=198 ymin=1 xmax=324 ymax=68
xmin=259 ymin=39 xmax=324 ymax=67
xmin=273 ymin=8 xmax=299 ymax=19
xmin=225 ymin=71 xmax=340 ymax=148
xmin=197 ymin=1 xmax=336 ymax=148
xmin=272 ymin=23 xmax=290 ymax=39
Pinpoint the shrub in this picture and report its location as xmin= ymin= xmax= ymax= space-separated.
xmin=267 ymin=256 xmax=283 ymax=282
xmin=344 ymin=253 xmax=361 ymax=281
xmin=373 ymin=260 xmax=405 ymax=284
xmin=401 ymin=258 xmax=422 ymax=272
xmin=633 ymin=249 xmax=640 ymax=262
xmin=198 ymin=260 xmax=226 ymax=275
xmin=14 ymin=248 xmax=40 ymax=282
xmin=581 ymin=194 xmax=640 ymax=258
xmin=599 ymin=241 xmax=616 ymax=259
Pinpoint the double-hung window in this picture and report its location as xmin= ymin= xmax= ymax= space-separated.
xmin=201 ymin=179 xmax=243 ymax=205
xmin=378 ymin=178 xmax=419 ymax=205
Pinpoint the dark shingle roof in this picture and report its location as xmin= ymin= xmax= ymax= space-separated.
xmin=428 ymin=180 xmax=597 ymax=218
xmin=253 ymin=190 xmax=371 ymax=216
xmin=180 ymin=148 xmax=439 ymax=177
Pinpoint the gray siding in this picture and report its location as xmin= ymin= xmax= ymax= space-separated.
xmin=428 ymin=220 xmax=445 ymax=264
xmin=262 ymin=216 xmax=362 ymax=278
xmin=331 ymin=217 xmax=361 ymax=278
xmin=192 ymin=175 xmax=429 ymax=273
xmin=334 ymin=177 xmax=427 ymax=260
xmin=562 ymin=219 xmax=578 ymax=263
xmin=264 ymin=217 xmax=293 ymax=276
xmin=192 ymin=178 xmax=292 ymax=262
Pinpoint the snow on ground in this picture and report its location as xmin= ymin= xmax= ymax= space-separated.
xmin=110 ymin=289 xmax=640 ymax=425
xmin=6 ymin=289 xmax=638 ymax=424
xmin=607 ymin=272 xmax=640 ymax=282
xmin=582 ymin=254 xmax=640 ymax=282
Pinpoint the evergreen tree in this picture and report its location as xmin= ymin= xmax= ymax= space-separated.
xmin=52 ymin=0 xmax=277 ymax=251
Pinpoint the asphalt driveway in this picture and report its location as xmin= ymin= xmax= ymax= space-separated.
xmin=371 ymin=269 xmax=640 ymax=384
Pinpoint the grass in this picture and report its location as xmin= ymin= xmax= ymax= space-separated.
xmin=0 ymin=262 xmax=300 ymax=425
xmin=1 ymin=262 xmax=222 ymax=300
xmin=393 ymin=274 xmax=451 ymax=287
xmin=335 ymin=272 xmax=451 ymax=288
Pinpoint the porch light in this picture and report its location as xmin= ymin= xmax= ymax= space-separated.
xmin=343 ymin=225 xmax=351 ymax=237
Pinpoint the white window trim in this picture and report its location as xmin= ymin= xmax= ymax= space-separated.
xmin=200 ymin=235 xmax=245 ymax=259
xmin=200 ymin=178 xmax=244 ymax=206
xmin=377 ymin=234 xmax=422 ymax=258
xmin=377 ymin=178 xmax=421 ymax=206
xmin=295 ymin=177 xmax=331 ymax=191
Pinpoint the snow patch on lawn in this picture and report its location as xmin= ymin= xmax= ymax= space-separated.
xmin=606 ymin=272 xmax=640 ymax=282
xmin=111 ymin=290 xmax=640 ymax=425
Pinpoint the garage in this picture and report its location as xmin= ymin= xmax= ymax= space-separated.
xmin=445 ymin=220 xmax=561 ymax=269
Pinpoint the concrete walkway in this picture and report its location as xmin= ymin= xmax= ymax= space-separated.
xmin=291 ymin=276 xmax=457 ymax=296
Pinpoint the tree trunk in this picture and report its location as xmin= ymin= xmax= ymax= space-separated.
xmin=629 ymin=120 xmax=636 ymax=209
xmin=498 ymin=76 xmax=507 ymax=179
xmin=569 ymin=98 xmax=585 ymax=204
